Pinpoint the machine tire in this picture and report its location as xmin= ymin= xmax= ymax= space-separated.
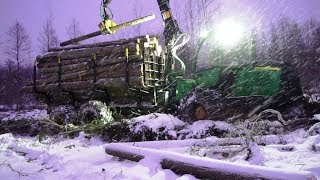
xmin=49 ymin=105 xmax=77 ymax=125
xmin=78 ymin=101 xmax=113 ymax=124
xmin=178 ymin=87 xmax=224 ymax=123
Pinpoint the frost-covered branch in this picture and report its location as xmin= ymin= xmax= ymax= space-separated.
xmin=0 ymin=161 xmax=32 ymax=177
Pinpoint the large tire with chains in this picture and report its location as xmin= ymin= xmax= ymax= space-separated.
xmin=178 ymin=87 xmax=224 ymax=123
xmin=78 ymin=101 xmax=114 ymax=124
xmin=49 ymin=105 xmax=77 ymax=125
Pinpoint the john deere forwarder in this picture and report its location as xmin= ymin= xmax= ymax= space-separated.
xmin=24 ymin=0 xmax=318 ymax=124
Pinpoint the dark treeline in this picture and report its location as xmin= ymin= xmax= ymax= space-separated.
xmin=259 ymin=17 xmax=320 ymax=67
xmin=195 ymin=17 xmax=320 ymax=71
xmin=0 ymin=66 xmax=34 ymax=106
xmin=0 ymin=13 xmax=71 ymax=107
xmin=0 ymin=15 xmax=60 ymax=107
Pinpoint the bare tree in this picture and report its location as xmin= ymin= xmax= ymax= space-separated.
xmin=66 ymin=18 xmax=82 ymax=43
xmin=274 ymin=17 xmax=305 ymax=65
xmin=3 ymin=20 xmax=31 ymax=72
xmin=132 ymin=0 xmax=143 ymax=36
xmin=173 ymin=0 xmax=217 ymax=41
xmin=303 ymin=18 xmax=320 ymax=50
xmin=187 ymin=0 xmax=195 ymax=45
xmin=38 ymin=13 xmax=59 ymax=53
xmin=256 ymin=31 xmax=269 ymax=61
xmin=303 ymin=19 xmax=320 ymax=65
xmin=109 ymin=0 xmax=143 ymax=41
xmin=0 ymin=35 xmax=3 ymax=66
xmin=170 ymin=0 xmax=218 ymax=74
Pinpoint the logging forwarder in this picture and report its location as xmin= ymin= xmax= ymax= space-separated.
xmin=28 ymin=0 xmax=317 ymax=124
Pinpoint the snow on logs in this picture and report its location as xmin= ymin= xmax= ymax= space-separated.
xmin=24 ymin=35 xmax=165 ymax=102
xmin=105 ymin=143 xmax=317 ymax=180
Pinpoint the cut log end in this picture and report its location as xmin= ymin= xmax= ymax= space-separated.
xmin=28 ymin=35 xmax=165 ymax=105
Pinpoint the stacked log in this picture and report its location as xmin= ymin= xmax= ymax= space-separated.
xmin=23 ymin=35 xmax=165 ymax=104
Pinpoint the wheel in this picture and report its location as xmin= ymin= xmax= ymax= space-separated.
xmin=78 ymin=101 xmax=113 ymax=124
xmin=194 ymin=104 xmax=207 ymax=120
xmin=49 ymin=105 xmax=77 ymax=125
xmin=178 ymin=87 xmax=224 ymax=123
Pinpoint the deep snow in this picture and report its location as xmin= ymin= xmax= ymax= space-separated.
xmin=0 ymin=130 xmax=319 ymax=179
xmin=0 ymin=109 xmax=48 ymax=121
xmin=0 ymin=133 xmax=196 ymax=180
xmin=0 ymin=111 xmax=320 ymax=179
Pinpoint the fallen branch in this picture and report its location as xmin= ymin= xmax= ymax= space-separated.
xmin=42 ymin=118 xmax=64 ymax=129
xmin=306 ymin=122 xmax=320 ymax=136
xmin=0 ymin=161 xmax=32 ymax=177
xmin=113 ymin=135 xmax=287 ymax=149
xmin=250 ymin=109 xmax=287 ymax=125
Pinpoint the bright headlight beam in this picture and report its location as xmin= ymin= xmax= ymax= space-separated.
xmin=214 ymin=19 xmax=245 ymax=48
xmin=200 ymin=30 xmax=209 ymax=38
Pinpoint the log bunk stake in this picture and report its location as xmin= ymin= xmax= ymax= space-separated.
xmin=23 ymin=35 xmax=165 ymax=106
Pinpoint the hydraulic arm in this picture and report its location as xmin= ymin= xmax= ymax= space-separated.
xmin=156 ymin=0 xmax=181 ymax=46
xmin=60 ymin=0 xmax=155 ymax=46
xmin=102 ymin=0 xmax=182 ymax=45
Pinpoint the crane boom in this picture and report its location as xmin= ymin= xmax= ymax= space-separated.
xmin=103 ymin=0 xmax=182 ymax=45
xmin=156 ymin=0 xmax=181 ymax=45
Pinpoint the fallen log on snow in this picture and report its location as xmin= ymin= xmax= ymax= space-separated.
xmin=117 ymin=135 xmax=288 ymax=149
xmin=105 ymin=144 xmax=316 ymax=180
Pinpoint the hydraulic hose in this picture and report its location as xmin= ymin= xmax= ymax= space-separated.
xmin=168 ymin=33 xmax=190 ymax=79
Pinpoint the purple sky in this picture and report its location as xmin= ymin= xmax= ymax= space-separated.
xmin=0 ymin=0 xmax=320 ymax=64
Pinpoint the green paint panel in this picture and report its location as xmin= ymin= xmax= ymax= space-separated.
xmin=232 ymin=67 xmax=281 ymax=96
xmin=176 ymin=79 xmax=197 ymax=101
xmin=193 ymin=68 xmax=221 ymax=87
xmin=176 ymin=66 xmax=281 ymax=102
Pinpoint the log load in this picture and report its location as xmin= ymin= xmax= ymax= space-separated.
xmin=23 ymin=35 xmax=166 ymax=105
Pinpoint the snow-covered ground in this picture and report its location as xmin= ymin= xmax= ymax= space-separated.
xmin=0 ymin=130 xmax=320 ymax=179
xmin=0 ymin=133 xmax=196 ymax=180
xmin=0 ymin=109 xmax=48 ymax=121
xmin=0 ymin=112 xmax=320 ymax=179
